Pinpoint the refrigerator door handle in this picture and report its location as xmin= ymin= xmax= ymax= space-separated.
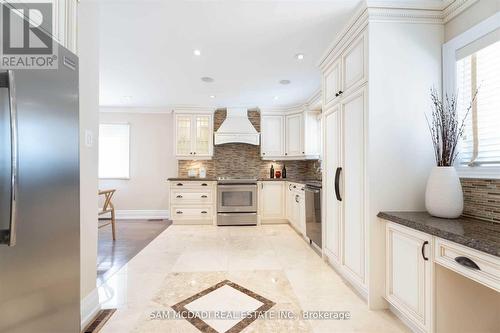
xmin=6 ymin=70 xmax=18 ymax=246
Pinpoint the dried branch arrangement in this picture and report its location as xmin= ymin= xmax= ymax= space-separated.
xmin=425 ymin=87 xmax=477 ymax=166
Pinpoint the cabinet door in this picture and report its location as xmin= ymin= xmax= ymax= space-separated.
xmin=260 ymin=182 xmax=284 ymax=219
xmin=386 ymin=223 xmax=432 ymax=332
xmin=285 ymin=113 xmax=303 ymax=157
xmin=323 ymin=57 xmax=342 ymax=107
xmin=342 ymin=88 xmax=366 ymax=284
xmin=297 ymin=193 xmax=306 ymax=235
xmin=286 ymin=184 xmax=293 ymax=221
xmin=176 ymin=115 xmax=193 ymax=156
xmin=323 ymin=106 xmax=342 ymax=262
xmin=342 ymin=33 xmax=366 ymax=93
xmin=261 ymin=116 xmax=284 ymax=157
xmin=194 ymin=115 xmax=212 ymax=156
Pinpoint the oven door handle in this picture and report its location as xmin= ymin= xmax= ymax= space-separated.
xmin=217 ymin=184 xmax=257 ymax=190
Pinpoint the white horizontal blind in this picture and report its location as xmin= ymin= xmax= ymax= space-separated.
xmin=456 ymin=40 xmax=500 ymax=166
xmin=99 ymin=124 xmax=130 ymax=178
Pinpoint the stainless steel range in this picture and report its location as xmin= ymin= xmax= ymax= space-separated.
xmin=217 ymin=178 xmax=258 ymax=226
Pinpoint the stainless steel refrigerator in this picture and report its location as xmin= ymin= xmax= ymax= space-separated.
xmin=0 ymin=45 xmax=80 ymax=332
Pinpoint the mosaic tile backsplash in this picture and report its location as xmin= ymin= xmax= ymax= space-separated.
xmin=177 ymin=109 xmax=321 ymax=180
xmin=461 ymin=178 xmax=500 ymax=223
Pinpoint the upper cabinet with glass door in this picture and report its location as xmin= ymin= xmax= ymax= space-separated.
xmin=174 ymin=112 xmax=214 ymax=159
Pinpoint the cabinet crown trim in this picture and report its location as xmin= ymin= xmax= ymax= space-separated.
xmin=318 ymin=0 xmax=477 ymax=69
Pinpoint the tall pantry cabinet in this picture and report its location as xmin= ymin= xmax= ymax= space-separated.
xmin=320 ymin=4 xmax=442 ymax=307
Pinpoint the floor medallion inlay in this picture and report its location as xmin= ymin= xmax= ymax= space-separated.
xmin=171 ymin=279 xmax=275 ymax=333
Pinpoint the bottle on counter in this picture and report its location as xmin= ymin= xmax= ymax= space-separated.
xmin=275 ymin=170 xmax=281 ymax=178
xmin=282 ymin=163 xmax=287 ymax=178
xmin=270 ymin=164 xmax=274 ymax=178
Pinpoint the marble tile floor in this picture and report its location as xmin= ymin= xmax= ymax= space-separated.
xmin=99 ymin=224 xmax=409 ymax=333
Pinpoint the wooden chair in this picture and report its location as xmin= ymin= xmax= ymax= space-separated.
xmin=98 ymin=189 xmax=117 ymax=240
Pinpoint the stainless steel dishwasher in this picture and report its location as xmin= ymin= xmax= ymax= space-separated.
xmin=305 ymin=182 xmax=322 ymax=250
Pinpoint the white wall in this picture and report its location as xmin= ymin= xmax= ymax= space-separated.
xmin=78 ymin=0 xmax=100 ymax=327
xmin=98 ymin=110 xmax=177 ymax=216
xmin=445 ymin=0 xmax=500 ymax=42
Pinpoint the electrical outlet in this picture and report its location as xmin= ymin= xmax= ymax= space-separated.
xmin=85 ymin=130 xmax=93 ymax=147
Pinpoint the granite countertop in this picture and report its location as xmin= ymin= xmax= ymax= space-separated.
xmin=258 ymin=178 xmax=322 ymax=186
xmin=167 ymin=178 xmax=217 ymax=181
xmin=378 ymin=212 xmax=500 ymax=257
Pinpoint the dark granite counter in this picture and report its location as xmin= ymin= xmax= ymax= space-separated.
xmin=167 ymin=178 xmax=217 ymax=181
xmin=378 ymin=212 xmax=500 ymax=257
xmin=258 ymin=178 xmax=322 ymax=187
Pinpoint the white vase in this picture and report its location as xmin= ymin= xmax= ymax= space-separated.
xmin=425 ymin=166 xmax=463 ymax=218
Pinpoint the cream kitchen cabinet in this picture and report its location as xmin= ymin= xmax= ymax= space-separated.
xmin=323 ymin=105 xmax=342 ymax=264
xmin=323 ymin=31 xmax=367 ymax=109
xmin=285 ymin=113 xmax=303 ymax=157
xmin=285 ymin=182 xmax=306 ymax=236
xmin=261 ymin=110 xmax=320 ymax=160
xmin=168 ymin=180 xmax=217 ymax=225
xmin=260 ymin=115 xmax=284 ymax=157
xmin=258 ymin=181 xmax=286 ymax=223
xmin=174 ymin=112 xmax=213 ymax=159
xmin=322 ymin=86 xmax=367 ymax=291
xmin=386 ymin=222 xmax=433 ymax=333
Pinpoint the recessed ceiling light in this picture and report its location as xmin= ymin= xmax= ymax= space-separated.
xmin=273 ymin=96 xmax=279 ymax=100
xmin=193 ymin=49 xmax=201 ymax=56
xmin=295 ymin=53 xmax=304 ymax=60
xmin=201 ymin=77 xmax=214 ymax=83
xmin=210 ymin=95 xmax=216 ymax=98
xmin=279 ymin=79 xmax=291 ymax=85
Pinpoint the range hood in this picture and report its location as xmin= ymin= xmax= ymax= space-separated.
xmin=214 ymin=108 xmax=260 ymax=145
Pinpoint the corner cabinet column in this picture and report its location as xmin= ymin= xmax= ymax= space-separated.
xmin=174 ymin=110 xmax=214 ymax=160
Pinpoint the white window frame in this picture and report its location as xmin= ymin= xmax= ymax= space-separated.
xmin=443 ymin=12 xmax=500 ymax=179
xmin=98 ymin=122 xmax=131 ymax=180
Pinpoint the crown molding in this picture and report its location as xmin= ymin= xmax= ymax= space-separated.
xmin=318 ymin=0 xmax=478 ymax=68
xmin=100 ymin=106 xmax=172 ymax=114
xmin=442 ymin=0 xmax=479 ymax=23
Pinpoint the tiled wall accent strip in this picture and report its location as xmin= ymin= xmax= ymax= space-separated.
xmin=461 ymin=178 xmax=500 ymax=223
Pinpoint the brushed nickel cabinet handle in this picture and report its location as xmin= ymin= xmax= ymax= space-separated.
xmin=201 ymin=183 xmax=208 ymax=186
xmin=177 ymin=183 xmax=183 ymax=186
xmin=201 ymin=195 xmax=208 ymax=198
xmin=176 ymin=195 xmax=183 ymax=198
xmin=201 ymin=211 xmax=208 ymax=214
xmin=176 ymin=211 xmax=183 ymax=214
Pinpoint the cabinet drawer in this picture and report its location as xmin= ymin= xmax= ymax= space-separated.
xmin=434 ymin=238 xmax=500 ymax=292
xmin=171 ymin=181 xmax=214 ymax=188
xmin=171 ymin=206 xmax=212 ymax=220
xmin=171 ymin=191 xmax=213 ymax=204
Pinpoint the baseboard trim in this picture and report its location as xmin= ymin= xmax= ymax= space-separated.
xmin=81 ymin=288 xmax=101 ymax=330
xmin=114 ymin=210 xmax=170 ymax=220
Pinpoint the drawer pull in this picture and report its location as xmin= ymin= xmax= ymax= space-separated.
xmin=176 ymin=195 xmax=183 ymax=198
xmin=176 ymin=211 xmax=183 ymax=214
xmin=201 ymin=211 xmax=208 ymax=214
xmin=201 ymin=195 xmax=208 ymax=198
xmin=201 ymin=183 xmax=208 ymax=186
xmin=421 ymin=241 xmax=429 ymax=261
xmin=177 ymin=183 xmax=183 ymax=186
xmin=455 ymin=256 xmax=481 ymax=270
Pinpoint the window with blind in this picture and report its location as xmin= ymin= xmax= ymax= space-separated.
xmin=456 ymin=37 xmax=500 ymax=167
xmin=99 ymin=124 xmax=130 ymax=179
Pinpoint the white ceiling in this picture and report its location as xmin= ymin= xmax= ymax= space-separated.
xmin=98 ymin=0 xmax=363 ymax=109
